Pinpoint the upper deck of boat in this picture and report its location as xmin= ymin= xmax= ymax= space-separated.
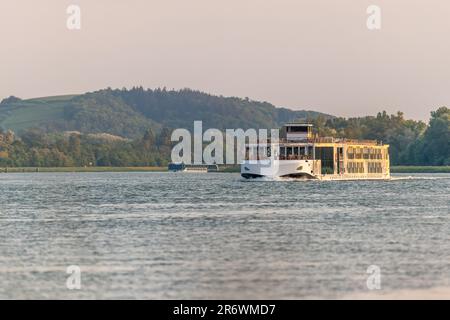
xmin=246 ymin=123 xmax=387 ymax=148
xmin=248 ymin=137 xmax=384 ymax=147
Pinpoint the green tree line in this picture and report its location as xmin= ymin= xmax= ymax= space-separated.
xmin=308 ymin=107 xmax=449 ymax=165
xmin=0 ymin=128 xmax=172 ymax=167
xmin=0 ymin=107 xmax=448 ymax=167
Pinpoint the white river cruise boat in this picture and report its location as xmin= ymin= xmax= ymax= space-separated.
xmin=241 ymin=123 xmax=390 ymax=180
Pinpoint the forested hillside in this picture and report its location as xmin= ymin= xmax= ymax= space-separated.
xmin=0 ymin=88 xmax=330 ymax=138
xmin=308 ymin=107 xmax=449 ymax=165
xmin=0 ymin=88 xmax=448 ymax=167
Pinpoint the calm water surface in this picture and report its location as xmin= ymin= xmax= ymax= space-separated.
xmin=0 ymin=172 xmax=449 ymax=299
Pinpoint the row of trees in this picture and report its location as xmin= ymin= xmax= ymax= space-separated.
xmin=0 ymin=128 xmax=172 ymax=167
xmin=309 ymin=107 xmax=449 ymax=165
xmin=0 ymin=107 xmax=448 ymax=167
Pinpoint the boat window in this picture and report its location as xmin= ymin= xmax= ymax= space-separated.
xmin=279 ymin=147 xmax=286 ymax=159
xmin=300 ymin=146 xmax=305 ymax=155
xmin=363 ymin=148 xmax=369 ymax=159
xmin=287 ymin=147 xmax=293 ymax=156
xmin=288 ymin=126 xmax=308 ymax=133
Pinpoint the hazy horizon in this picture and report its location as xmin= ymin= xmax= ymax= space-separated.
xmin=2 ymin=0 xmax=450 ymax=121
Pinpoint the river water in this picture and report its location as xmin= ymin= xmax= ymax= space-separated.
xmin=0 ymin=172 xmax=449 ymax=299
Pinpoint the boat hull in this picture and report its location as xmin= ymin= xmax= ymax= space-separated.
xmin=240 ymin=160 xmax=390 ymax=180
xmin=241 ymin=160 xmax=317 ymax=179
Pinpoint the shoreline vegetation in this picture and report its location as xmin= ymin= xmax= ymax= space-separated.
xmin=0 ymin=89 xmax=448 ymax=169
xmin=390 ymin=166 xmax=450 ymax=173
xmin=1 ymin=166 xmax=449 ymax=174
xmin=0 ymin=166 xmax=167 ymax=173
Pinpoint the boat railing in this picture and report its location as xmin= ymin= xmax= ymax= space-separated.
xmin=252 ymin=137 xmax=380 ymax=145
xmin=279 ymin=155 xmax=314 ymax=160
xmin=245 ymin=154 xmax=314 ymax=161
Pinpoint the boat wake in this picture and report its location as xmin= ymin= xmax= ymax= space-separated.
xmin=241 ymin=176 xmax=313 ymax=182
xmin=241 ymin=175 xmax=449 ymax=182
xmin=390 ymin=175 xmax=449 ymax=181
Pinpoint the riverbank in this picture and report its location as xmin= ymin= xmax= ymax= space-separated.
xmin=391 ymin=166 xmax=450 ymax=173
xmin=0 ymin=166 xmax=167 ymax=173
xmin=1 ymin=165 xmax=449 ymax=174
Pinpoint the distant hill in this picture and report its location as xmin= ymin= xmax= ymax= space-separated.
xmin=0 ymin=88 xmax=333 ymax=138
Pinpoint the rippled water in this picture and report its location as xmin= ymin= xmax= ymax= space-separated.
xmin=0 ymin=172 xmax=449 ymax=299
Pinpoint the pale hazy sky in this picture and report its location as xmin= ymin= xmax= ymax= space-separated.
xmin=1 ymin=0 xmax=449 ymax=120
